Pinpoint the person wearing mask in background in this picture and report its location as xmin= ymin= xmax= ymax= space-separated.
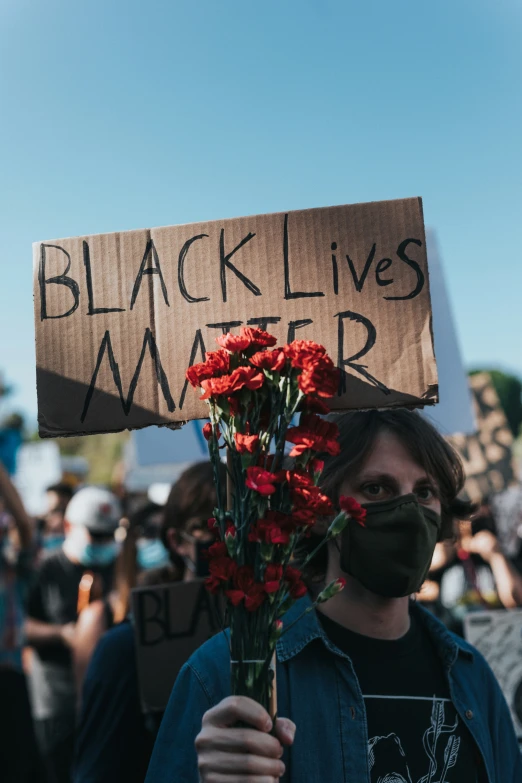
xmin=39 ymin=482 xmax=74 ymax=554
xmin=146 ymin=411 xmax=522 ymax=783
xmin=0 ymin=463 xmax=45 ymax=783
xmin=26 ymin=486 xmax=121 ymax=783
xmin=439 ymin=500 xmax=522 ymax=635
xmin=73 ymin=460 xmax=225 ymax=783
xmin=72 ymin=501 xmax=167 ymax=696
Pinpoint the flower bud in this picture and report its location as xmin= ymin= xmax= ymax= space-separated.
xmin=326 ymin=511 xmax=349 ymax=538
xmin=225 ymin=525 xmax=237 ymax=557
xmin=316 ymin=577 xmax=346 ymax=604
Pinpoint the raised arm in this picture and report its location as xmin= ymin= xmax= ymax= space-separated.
xmin=0 ymin=461 xmax=33 ymax=549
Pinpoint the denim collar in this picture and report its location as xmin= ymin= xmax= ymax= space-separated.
xmin=276 ymin=594 xmax=474 ymax=667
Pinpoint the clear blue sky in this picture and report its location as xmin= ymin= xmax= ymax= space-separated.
xmin=1 ymin=0 xmax=521 ymax=425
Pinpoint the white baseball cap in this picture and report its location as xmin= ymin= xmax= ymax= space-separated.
xmin=65 ymin=487 xmax=122 ymax=534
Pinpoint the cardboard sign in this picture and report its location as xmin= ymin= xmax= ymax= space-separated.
xmin=448 ymin=373 xmax=517 ymax=503
xmin=464 ymin=609 xmax=522 ymax=739
xmin=33 ymin=197 xmax=438 ymax=437
xmin=131 ymin=579 xmax=223 ymax=713
xmin=420 ymin=231 xmax=476 ymax=435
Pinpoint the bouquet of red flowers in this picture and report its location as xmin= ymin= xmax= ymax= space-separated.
xmin=186 ymin=327 xmax=366 ymax=713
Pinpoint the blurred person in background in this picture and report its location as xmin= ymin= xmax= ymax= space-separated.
xmin=74 ymin=460 xmax=225 ymax=783
xmin=491 ymin=483 xmax=522 ymax=576
xmin=38 ymin=482 xmax=74 ymax=554
xmin=439 ymin=499 xmax=522 ymax=635
xmin=0 ymin=462 xmax=44 ymax=783
xmin=415 ymin=539 xmax=456 ymax=625
xmin=26 ymin=486 xmax=121 ymax=783
xmin=72 ymin=500 xmax=168 ymax=695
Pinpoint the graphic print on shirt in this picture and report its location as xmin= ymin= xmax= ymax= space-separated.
xmin=368 ymin=697 xmax=462 ymax=783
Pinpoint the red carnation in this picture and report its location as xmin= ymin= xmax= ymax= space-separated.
xmin=286 ymin=469 xmax=314 ymax=488
xmin=244 ymin=585 xmax=266 ymax=612
xmin=339 ymin=496 xmax=367 ymax=527
xmin=291 ymin=507 xmax=316 ymax=527
xmin=186 ymin=349 xmax=230 ymax=388
xmin=235 ymin=432 xmax=260 ymax=454
xmin=292 ymin=485 xmax=334 ymax=516
xmin=283 ymin=340 xmax=327 ymax=369
xmin=200 ymin=366 xmax=264 ymax=400
xmin=226 ymin=566 xmax=266 ymax=612
xmin=234 ymin=565 xmax=255 ymax=593
xmin=284 ymin=566 xmax=308 ymax=599
xmin=248 ymin=511 xmax=293 ymax=545
xmin=202 ymin=422 xmax=212 ymax=440
xmin=240 ymin=327 xmax=278 ymax=349
xmin=233 ymin=366 xmax=265 ymax=391
xmin=286 ymin=414 xmax=340 ymax=457
xmin=245 ymin=467 xmax=278 ymax=496
xmin=264 ymin=563 xmax=283 ymax=594
xmin=298 ymin=356 xmax=339 ymax=398
xmin=208 ymin=551 xmax=237 ymax=582
xmin=250 ymin=349 xmax=286 ymax=372
xmin=216 ymin=333 xmax=251 ymax=353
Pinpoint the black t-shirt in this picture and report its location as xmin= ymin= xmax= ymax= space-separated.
xmin=319 ymin=610 xmax=481 ymax=783
xmin=26 ymin=549 xmax=114 ymax=720
xmin=27 ymin=549 xmax=114 ymax=665
xmin=74 ymin=621 xmax=157 ymax=783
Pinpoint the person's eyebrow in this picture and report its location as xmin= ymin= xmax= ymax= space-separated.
xmin=354 ymin=471 xmax=401 ymax=488
xmin=413 ymin=476 xmax=440 ymax=494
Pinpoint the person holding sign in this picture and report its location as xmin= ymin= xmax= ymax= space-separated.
xmin=146 ymin=410 xmax=522 ymax=783
xmin=74 ymin=461 xmax=225 ymax=783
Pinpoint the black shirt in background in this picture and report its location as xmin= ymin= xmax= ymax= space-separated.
xmin=318 ymin=610 xmax=481 ymax=783
xmin=27 ymin=549 xmax=114 ymax=666
xmin=26 ymin=548 xmax=114 ymax=721
xmin=74 ymin=621 xmax=157 ymax=783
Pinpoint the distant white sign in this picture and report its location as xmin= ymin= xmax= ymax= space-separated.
xmin=124 ymin=421 xmax=209 ymax=492
xmin=14 ymin=441 xmax=62 ymax=516
xmin=420 ymin=231 xmax=476 ymax=436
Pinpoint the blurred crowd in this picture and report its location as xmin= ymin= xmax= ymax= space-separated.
xmin=1 ymin=455 xmax=522 ymax=783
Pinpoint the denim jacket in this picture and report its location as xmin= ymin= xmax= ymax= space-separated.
xmin=146 ymin=596 xmax=522 ymax=782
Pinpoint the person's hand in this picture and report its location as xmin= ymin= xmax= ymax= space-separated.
xmin=416 ymin=579 xmax=440 ymax=603
xmin=462 ymin=530 xmax=501 ymax=563
xmin=196 ymin=695 xmax=295 ymax=782
xmin=59 ymin=622 xmax=76 ymax=648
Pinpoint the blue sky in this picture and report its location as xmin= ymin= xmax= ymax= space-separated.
xmin=0 ymin=0 xmax=521 ymax=424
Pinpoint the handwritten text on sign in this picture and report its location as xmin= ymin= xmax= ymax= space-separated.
xmin=33 ymin=198 xmax=438 ymax=436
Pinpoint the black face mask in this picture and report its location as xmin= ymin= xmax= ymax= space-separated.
xmin=339 ymin=493 xmax=441 ymax=598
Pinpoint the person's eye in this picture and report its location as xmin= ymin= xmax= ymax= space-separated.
xmin=362 ymin=483 xmax=387 ymax=499
xmin=416 ymin=486 xmax=435 ymax=502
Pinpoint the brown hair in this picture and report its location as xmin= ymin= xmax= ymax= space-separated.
xmin=299 ymin=409 xmax=473 ymax=582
